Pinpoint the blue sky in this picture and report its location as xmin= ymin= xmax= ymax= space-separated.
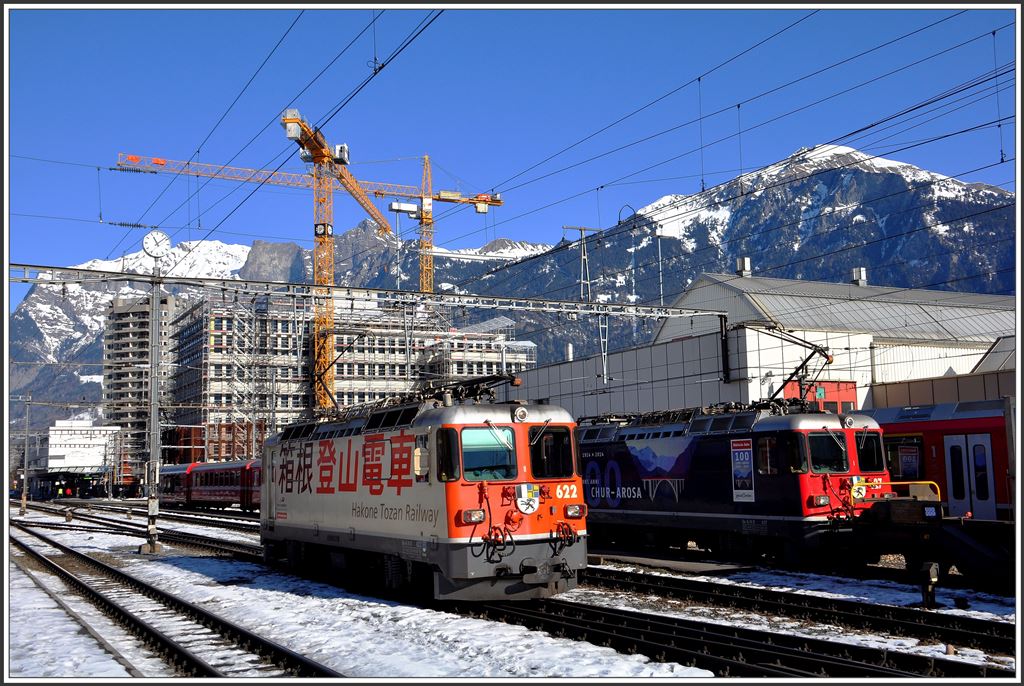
xmin=6 ymin=6 xmax=1018 ymax=311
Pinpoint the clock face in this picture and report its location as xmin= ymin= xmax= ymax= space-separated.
xmin=143 ymin=230 xmax=171 ymax=258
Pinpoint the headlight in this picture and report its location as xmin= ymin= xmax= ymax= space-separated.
xmin=809 ymin=495 xmax=830 ymax=507
xmin=461 ymin=509 xmax=485 ymax=524
xmin=564 ymin=504 xmax=586 ymax=519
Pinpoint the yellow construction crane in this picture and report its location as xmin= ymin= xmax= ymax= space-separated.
xmin=117 ymin=109 xmax=503 ymax=410
xmin=361 ymin=155 xmax=503 ymax=296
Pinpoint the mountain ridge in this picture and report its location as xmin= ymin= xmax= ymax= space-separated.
xmin=9 ymin=144 xmax=1015 ymax=429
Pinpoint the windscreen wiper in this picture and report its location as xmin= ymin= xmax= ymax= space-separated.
xmin=483 ymin=419 xmax=514 ymax=451
xmin=530 ymin=418 xmax=553 ymax=446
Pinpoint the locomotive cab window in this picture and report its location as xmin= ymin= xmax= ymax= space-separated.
xmin=437 ymin=428 xmax=460 ymax=482
xmin=461 ymin=426 xmax=516 ymax=481
xmin=856 ymin=432 xmax=886 ymax=473
xmin=808 ymin=431 xmax=849 ymax=473
xmin=529 ymin=426 xmax=575 ymax=479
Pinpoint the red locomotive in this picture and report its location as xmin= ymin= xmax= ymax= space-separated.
xmin=577 ymin=398 xmax=942 ymax=565
xmin=261 ymin=376 xmax=588 ymax=601
xmin=158 ymin=459 xmax=262 ymax=513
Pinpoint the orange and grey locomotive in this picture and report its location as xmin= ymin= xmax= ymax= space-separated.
xmin=261 ymin=377 xmax=588 ymax=600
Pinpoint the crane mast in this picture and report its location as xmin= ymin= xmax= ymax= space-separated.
xmin=117 ymin=111 xmax=505 ymax=412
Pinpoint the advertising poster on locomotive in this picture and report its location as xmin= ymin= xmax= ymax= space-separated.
xmin=582 ymin=435 xmax=694 ymax=511
xmin=731 ymin=439 xmax=754 ymax=502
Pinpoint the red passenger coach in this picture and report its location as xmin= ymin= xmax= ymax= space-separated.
xmin=261 ymin=376 xmax=588 ymax=601
xmin=158 ymin=459 xmax=262 ymax=512
xmin=861 ymin=400 xmax=1014 ymax=521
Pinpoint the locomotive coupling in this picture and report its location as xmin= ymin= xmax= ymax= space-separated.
xmin=520 ymin=558 xmax=555 ymax=584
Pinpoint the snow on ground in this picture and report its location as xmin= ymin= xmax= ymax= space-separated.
xmin=569 ymin=561 xmax=1017 ymax=672
xmin=7 ymin=510 xmax=708 ymax=678
xmin=593 ymin=560 xmax=1016 ymax=623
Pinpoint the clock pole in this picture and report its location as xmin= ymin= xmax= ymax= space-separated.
xmin=139 ymin=232 xmax=166 ymax=554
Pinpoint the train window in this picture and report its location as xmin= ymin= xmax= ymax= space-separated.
xmin=437 ymin=429 xmax=460 ymax=482
xmin=731 ymin=414 xmax=756 ymax=431
xmin=689 ymin=417 xmax=711 ymax=433
xmin=757 ymin=437 xmax=778 ymax=475
xmin=807 ymin=432 xmax=849 ymax=473
xmin=366 ymin=413 xmax=386 ymax=431
xmin=857 ymin=433 xmax=886 ymax=473
xmin=397 ymin=407 xmax=418 ymax=426
xmin=949 ymin=446 xmax=965 ymax=501
xmin=461 ymin=427 xmax=517 ymax=481
xmin=710 ymin=417 xmax=733 ymax=432
xmin=672 ymin=430 xmax=684 ymax=437
xmin=788 ymin=434 xmax=808 ymax=473
xmin=598 ymin=427 xmax=616 ymax=440
xmin=973 ymin=445 xmax=990 ymax=500
xmin=382 ymin=409 xmax=402 ymax=428
xmin=581 ymin=428 xmax=598 ymax=442
xmin=824 ymin=401 xmax=839 ymax=414
xmin=529 ymin=427 xmax=574 ymax=479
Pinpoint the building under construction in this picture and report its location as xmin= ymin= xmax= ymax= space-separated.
xmin=101 ymin=293 xmax=179 ymax=488
xmin=166 ymin=291 xmax=536 ymax=463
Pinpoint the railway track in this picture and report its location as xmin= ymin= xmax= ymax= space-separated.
xmin=56 ymin=499 xmax=261 ymax=532
xmin=9 ymin=523 xmax=340 ymax=678
xmin=13 ymin=503 xmax=1014 ymax=677
xmin=581 ymin=566 xmax=1016 ymax=656
xmin=466 ymin=598 xmax=1014 ymax=678
xmin=16 ymin=502 xmax=263 ymax=563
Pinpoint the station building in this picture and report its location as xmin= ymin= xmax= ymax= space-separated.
xmin=37 ymin=420 xmax=122 ymax=499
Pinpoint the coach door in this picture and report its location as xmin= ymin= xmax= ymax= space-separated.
xmin=943 ymin=435 xmax=996 ymax=520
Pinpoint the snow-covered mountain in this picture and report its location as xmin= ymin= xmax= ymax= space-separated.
xmin=9 ymin=240 xmax=250 ymax=429
xmin=8 ymin=144 xmax=1015 ymax=429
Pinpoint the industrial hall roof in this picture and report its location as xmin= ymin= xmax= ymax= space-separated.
xmin=664 ymin=272 xmax=1016 ymax=344
xmin=971 ymin=335 xmax=1016 ymax=372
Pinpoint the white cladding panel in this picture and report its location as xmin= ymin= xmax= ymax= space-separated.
xmin=47 ymin=423 xmax=119 ymax=471
xmin=871 ymin=343 xmax=987 ymax=383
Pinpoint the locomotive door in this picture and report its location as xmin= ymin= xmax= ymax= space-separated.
xmin=265 ymin=448 xmax=277 ymax=524
xmin=943 ymin=434 xmax=996 ymax=520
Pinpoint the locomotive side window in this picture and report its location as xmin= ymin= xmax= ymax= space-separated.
xmin=437 ymin=429 xmax=460 ymax=482
xmin=756 ymin=437 xmax=778 ymax=475
xmin=529 ymin=427 xmax=574 ymax=479
xmin=807 ymin=432 xmax=849 ymax=473
xmin=857 ymin=433 xmax=886 ymax=473
xmin=757 ymin=433 xmax=807 ymax=475
xmin=461 ymin=427 xmax=517 ymax=481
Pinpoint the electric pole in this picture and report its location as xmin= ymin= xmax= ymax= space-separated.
xmin=11 ymin=395 xmax=31 ymax=515
xmin=139 ymin=229 xmax=169 ymax=554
